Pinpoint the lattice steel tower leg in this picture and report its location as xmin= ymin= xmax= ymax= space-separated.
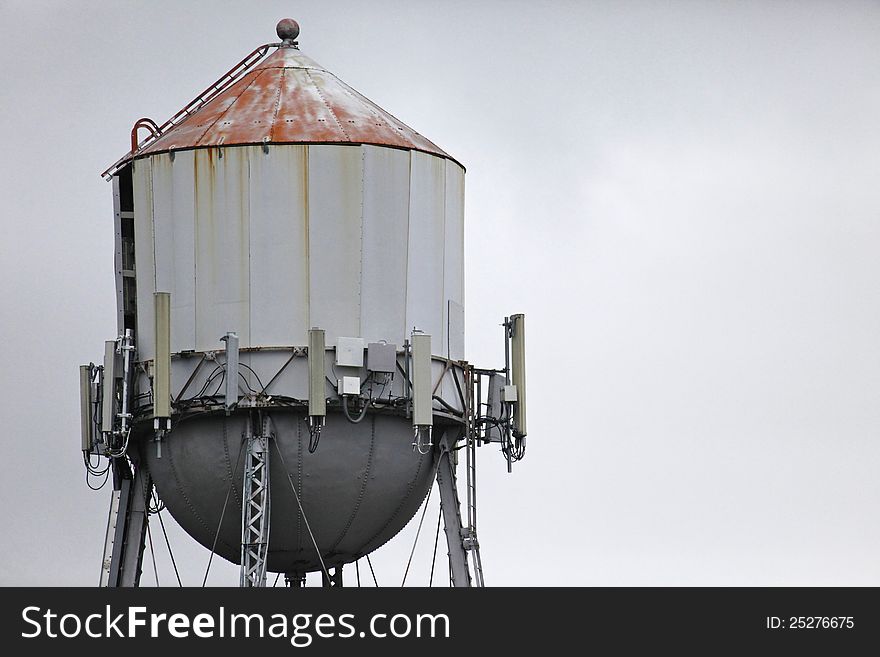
xmin=240 ymin=411 xmax=271 ymax=587
xmin=462 ymin=365 xmax=485 ymax=586
xmin=464 ymin=429 xmax=485 ymax=587
xmin=436 ymin=432 xmax=482 ymax=587
xmin=101 ymin=457 xmax=152 ymax=587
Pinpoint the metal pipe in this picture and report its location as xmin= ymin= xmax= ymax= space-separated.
xmin=118 ymin=329 xmax=135 ymax=436
xmin=475 ymin=372 xmax=482 ymax=444
xmin=403 ymin=339 xmax=411 ymax=419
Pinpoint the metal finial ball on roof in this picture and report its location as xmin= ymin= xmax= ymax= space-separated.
xmin=276 ymin=18 xmax=300 ymax=42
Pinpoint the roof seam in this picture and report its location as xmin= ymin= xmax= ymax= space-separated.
xmin=331 ymin=74 xmax=419 ymax=150
xmin=192 ymin=70 xmax=268 ymax=147
xmin=304 ymin=68 xmax=351 ymax=141
xmin=334 ymin=73 xmax=441 ymax=152
xmin=268 ymin=68 xmax=285 ymax=142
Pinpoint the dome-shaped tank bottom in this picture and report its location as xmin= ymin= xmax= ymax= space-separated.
xmin=143 ymin=411 xmax=437 ymax=573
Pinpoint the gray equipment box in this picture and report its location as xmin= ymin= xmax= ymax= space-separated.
xmin=336 ymin=336 xmax=365 ymax=367
xmin=367 ymin=342 xmax=397 ymax=373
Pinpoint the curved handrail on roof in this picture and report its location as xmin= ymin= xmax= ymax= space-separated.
xmin=130 ymin=118 xmax=161 ymax=154
xmin=102 ymin=42 xmax=282 ymax=180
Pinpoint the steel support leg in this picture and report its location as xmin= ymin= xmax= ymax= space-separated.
xmin=464 ymin=421 xmax=485 ymax=587
xmin=322 ymin=565 xmax=343 ymax=587
xmin=285 ymin=572 xmax=306 ymax=588
xmin=102 ymin=458 xmax=152 ymax=587
xmin=100 ymin=485 xmax=124 ymax=586
xmin=241 ymin=411 xmax=271 ymax=587
xmin=435 ymin=435 xmax=473 ymax=587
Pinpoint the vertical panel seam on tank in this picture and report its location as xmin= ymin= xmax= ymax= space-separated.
xmin=183 ymin=150 xmax=196 ymax=351
xmin=441 ymin=158 xmax=448 ymax=359
xmin=222 ymin=418 xmax=242 ymax=511
xmin=304 ymin=146 xmax=310 ymax=333
xmin=403 ymin=151 xmax=412 ymax=337
xmin=149 ymin=158 xmax=157 ymax=352
xmin=112 ymin=175 xmax=124 ymax=334
xmin=245 ymin=148 xmax=251 ymax=356
xmin=326 ymin=415 xmax=376 ymax=554
xmin=192 ymin=152 xmax=198 ymax=352
xmin=359 ymin=430 xmax=431 ymax=552
xmin=239 ymin=146 xmax=251 ymax=376
xmin=160 ymin=154 xmax=172 ymax=352
xmin=267 ymin=71 xmax=284 ymax=346
xmin=245 ymin=147 xmax=252 ymax=374
xmin=358 ymin=147 xmax=365 ymax=337
xmin=165 ymin=436 xmax=232 ymax=553
xmin=147 ymin=159 xmax=154 ymax=295
xmin=358 ymin=146 xmax=367 ymax=340
xmin=296 ymin=418 xmax=303 ymax=558
xmin=167 ymin=153 xmax=173 ymax=299
xmin=460 ymin=165 xmax=466 ymax=311
xmin=244 ymin=148 xmax=251 ymax=362
xmin=169 ymin=153 xmax=176 ymax=300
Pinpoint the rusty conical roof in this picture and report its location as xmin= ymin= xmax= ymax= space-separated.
xmin=115 ymin=44 xmax=456 ymax=168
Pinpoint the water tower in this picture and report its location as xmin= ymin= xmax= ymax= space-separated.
xmin=80 ymin=19 xmax=528 ymax=587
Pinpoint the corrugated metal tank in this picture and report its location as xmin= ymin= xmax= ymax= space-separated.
xmin=133 ymin=143 xmax=464 ymax=359
xmin=115 ymin=36 xmax=467 ymax=574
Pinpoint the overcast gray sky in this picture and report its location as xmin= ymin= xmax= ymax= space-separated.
xmin=1 ymin=0 xmax=879 ymax=586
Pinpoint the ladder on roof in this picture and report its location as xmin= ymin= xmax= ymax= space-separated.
xmin=102 ymin=42 xmax=277 ymax=179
